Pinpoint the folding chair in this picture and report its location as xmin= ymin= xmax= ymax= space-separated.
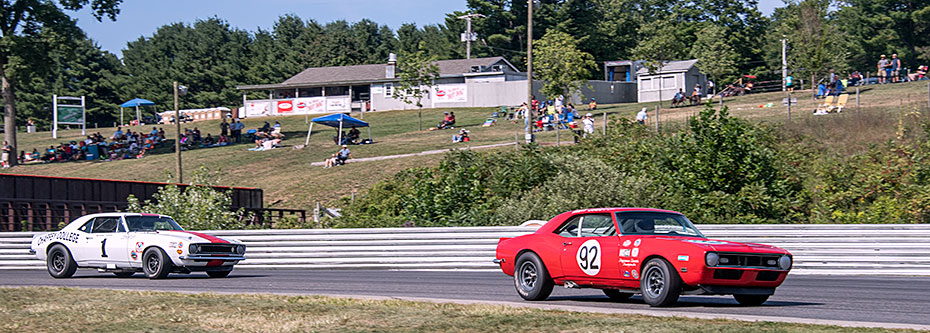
xmin=814 ymin=95 xmax=835 ymax=115
xmin=829 ymin=94 xmax=849 ymax=113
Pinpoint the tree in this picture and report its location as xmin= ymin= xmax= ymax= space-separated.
xmin=1 ymin=0 xmax=121 ymax=167
xmin=772 ymin=0 xmax=848 ymax=96
xmin=126 ymin=166 xmax=244 ymax=230
xmin=532 ymin=30 xmax=595 ymax=101
xmin=690 ymin=23 xmax=739 ymax=90
xmin=393 ymin=48 xmax=439 ymax=131
xmin=632 ymin=19 xmax=688 ymax=107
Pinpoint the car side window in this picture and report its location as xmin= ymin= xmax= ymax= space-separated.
xmin=91 ymin=217 xmax=120 ymax=233
xmin=556 ymin=216 xmax=581 ymax=237
xmin=78 ymin=220 xmax=94 ymax=233
xmin=579 ymin=214 xmax=616 ymax=237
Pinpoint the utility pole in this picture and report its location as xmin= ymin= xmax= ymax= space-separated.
xmin=174 ymin=82 xmax=183 ymax=184
xmin=458 ymin=13 xmax=484 ymax=60
xmin=781 ymin=37 xmax=788 ymax=92
xmin=525 ymin=0 xmax=536 ymax=144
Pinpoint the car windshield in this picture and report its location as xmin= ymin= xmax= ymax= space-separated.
xmin=125 ymin=216 xmax=184 ymax=232
xmin=615 ymin=212 xmax=704 ymax=237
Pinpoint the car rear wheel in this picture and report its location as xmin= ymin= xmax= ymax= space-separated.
xmin=207 ymin=270 xmax=231 ymax=278
xmin=603 ymin=289 xmax=633 ymax=301
xmin=640 ymin=258 xmax=682 ymax=307
xmin=47 ymin=244 xmax=77 ymax=278
xmin=514 ymin=252 xmax=554 ymax=301
xmin=113 ymin=272 xmax=135 ymax=278
xmin=142 ymin=248 xmax=172 ymax=279
xmin=734 ymin=294 xmax=770 ymax=306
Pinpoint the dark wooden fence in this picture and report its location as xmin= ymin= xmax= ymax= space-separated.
xmin=0 ymin=174 xmax=265 ymax=231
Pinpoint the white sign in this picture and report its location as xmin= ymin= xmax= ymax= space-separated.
xmin=294 ymin=97 xmax=326 ymax=114
xmin=327 ymin=97 xmax=350 ymax=112
xmin=576 ymin=239 xmax=602 ymax=276
xmin=434 ymin=84 xmax=467 ymax=103
xmin=245 ymin=101 xmax=270 ymax=117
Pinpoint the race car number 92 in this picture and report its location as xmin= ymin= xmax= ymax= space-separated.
xmin=576 ymin=239 xmax=601 ymax=276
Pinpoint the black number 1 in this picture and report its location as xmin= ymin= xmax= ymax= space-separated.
xmin=100 ymin=239 xmax=108 ymax=257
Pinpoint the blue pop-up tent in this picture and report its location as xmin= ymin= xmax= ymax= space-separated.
xmin=120 ymin=98 xmax=156 ymax=125
xmin=306 ymin=113 xmax=370 ymax=145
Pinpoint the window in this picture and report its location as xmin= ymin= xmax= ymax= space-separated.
xmin=78 ymin=220 xmax=94 ymax=233
xmin=579 ymin=214 xmax=615 ymax=237
xmin=661 ymin=76 xmax=676 ymax=89
xmin=384 ymin=83 xmax=393 ymax=97
xmin=557 ymin=216 xmax=581 ymax=237
xmin=90 ymin=217 xmax=121 ymax=233
xmin=616 ymin=212 xmax=703 ymax=237
xmin=125 ymin=216 xmax=184 ymax=232
xmin=641 ymin=78 xmax=653 ymax=90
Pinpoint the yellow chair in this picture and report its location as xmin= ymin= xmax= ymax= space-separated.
xmin=814 ymin=95 xmax=835 ymax=114
xmin=830 ymin=94 xmax=849 ymax=113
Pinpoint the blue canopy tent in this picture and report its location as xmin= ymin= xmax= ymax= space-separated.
xmin=120 ymin=98 xmax=156 ymax=125
xmin=307 ymin=113 xmax=371 ymax=145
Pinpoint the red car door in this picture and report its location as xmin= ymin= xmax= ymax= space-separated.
xmin=558 ymin=213 xmax=622 ymax=283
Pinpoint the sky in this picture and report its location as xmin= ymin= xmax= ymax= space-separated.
xmin=69 ymin=0 xmax=785 ymax=58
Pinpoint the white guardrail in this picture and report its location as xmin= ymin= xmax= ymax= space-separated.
xmin=2 ymin=224 xmax=930 ymax=275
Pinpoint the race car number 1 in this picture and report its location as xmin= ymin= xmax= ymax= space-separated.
xmin=576 ymin=239 xmax=601 ymax=276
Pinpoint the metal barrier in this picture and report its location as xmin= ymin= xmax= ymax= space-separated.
xmin=2 ymin=224 xmax=929 ymax=275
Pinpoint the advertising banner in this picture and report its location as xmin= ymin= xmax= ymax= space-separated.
xmin=57 ymin=106 xmax=84 ymax=124
xmin=276 ymin=100 xmax=294 ymax=114
xmin=294 ymin=97 xmax=326 ymax=114
xmin=245 ymin=101 xmax=270 ymax=118
xmin=434 ymin=85 xmax=467 ymax=103
xmin=326 ymin=97 xmax=350 ymax=113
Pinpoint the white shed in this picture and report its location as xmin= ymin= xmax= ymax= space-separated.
xmin=636 ymin=59 xmax=707 ymax=103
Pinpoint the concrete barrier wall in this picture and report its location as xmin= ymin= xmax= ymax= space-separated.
xmin=3 ymin=224 xmax=929 ymax=275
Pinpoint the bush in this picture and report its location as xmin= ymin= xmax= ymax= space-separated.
xmin=126 ymin=166 xmax=244 ymax=230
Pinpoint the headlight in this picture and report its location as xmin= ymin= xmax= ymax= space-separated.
xmin=778 ymin=255 xmax=792 ymax=270
xmin=705 ymin=252 xmax=719 ymax=266
xmin=236 ymin=245 xmax=245 ymax=254
xmin=189 ymin=244 xmax=199 ymax=254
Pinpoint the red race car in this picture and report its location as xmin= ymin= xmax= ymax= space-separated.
xmin=494 ymin=208 xmax=792 ymax=306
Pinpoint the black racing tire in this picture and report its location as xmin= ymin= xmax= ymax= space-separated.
xmin=113 ymin=272 xmax=135 ymax=278
xmin=603 ymin=289 xmax=633 ymax=301
xmin=207 ymin=270 xmax=232 ymax=278
xmin=513 ymin=252 xmax=554 ymax=301
xmin=640 ymin=258 xmax=682 ymax=307
xmin=142 ymin=248 xmax=172 ymax=279
xmin=46 ymin=244 xmax=77 ymax=278
xmin=734 ymin=294 xmax=770 ymax=306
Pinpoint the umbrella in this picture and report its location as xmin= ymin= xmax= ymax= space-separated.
xmin=120 ymin=98 xmax=156 ymax=125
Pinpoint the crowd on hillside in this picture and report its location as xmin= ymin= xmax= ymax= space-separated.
xmin=508 ymin=95 xmax=599 ymax=137
xmin=16 ymin=127 xmax=168 ymax=165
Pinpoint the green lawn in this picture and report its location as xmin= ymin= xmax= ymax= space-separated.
xmin=0 ymin=287 xmax=909 ymax=332
xmin=3 ymin=81 xmax=929 ymax=209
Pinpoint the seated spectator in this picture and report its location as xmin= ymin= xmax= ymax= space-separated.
xmin=347 ymin=126 xmax=360 ymax=144
xmin=273 ymin=121 xmax=282 ymax=134
xmin=111 ymin=127 xmax=124 ymax=140
xmin=908 ymin=66 xmax=928 ymax=81
xmin=437 ymin=112 xmax=456 ymax=129
xmin=672 ymin=89 xmax=684 ymax=105
xmin=323 ymin=153 xmax=338 ymax=168
xmin=452 ymin=129 xmax=470 ymax=143
xmin=588 ymin=98 xmax=596 ymax=110
xmin=848 ymin=71 xmax=862 ymax=86
xmin=203 ymin=134 xmax=215 ymax=146
xmin=336 ymin=145 xmax=351 ymax=165
xmin=260 ymin=121 xmax=271 ymax=133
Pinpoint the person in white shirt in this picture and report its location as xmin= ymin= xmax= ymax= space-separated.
xmin=636 ymin=107 xmax=648 ymax=125
xmin=582 ymin=113 xmax=595 ymax=137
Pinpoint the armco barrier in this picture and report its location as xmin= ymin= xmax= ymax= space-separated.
xmin=2 ymin=224 xmax=930 ymax=275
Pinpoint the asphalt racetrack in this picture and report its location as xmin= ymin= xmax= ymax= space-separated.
xmin=2 ymin=269 xmax=928 ymax=328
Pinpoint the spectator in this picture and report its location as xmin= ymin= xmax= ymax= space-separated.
xmin=848 ymin=71 xmax=862 ymax=86
xmin=453 ymin=129 xmax=470 ymax=143
xmin=1 ymin=140 xmax=11 ymax=168
xmin=336 ymin=145 xmax=352 ymax=165
xmin=588 ymin=98 xmax=597 ymax=110
xmin=786 ymin=75 xmax=794 ymax=91
xmin=908 ymin=65 xmax=927 ymax=81
xmin=438 ymin=112 xmax=455 ymax=129
xmin=582 ymin=113 xmax=595 ymax=137
xmin=260 ymin=121 xmax=271 ymax=133
xmin=231 ymin=119 xmax=244 ymax=143
xmin=323 ymin=153 xmax=338 ymax=168
xmin=347 ymin=126 xmax=360 ymax=144
xmin=672 ymin=89 xmax=684 ymax=105
xmin=220 ymin=119 xmax=229 ymax=137
xmin=636 ymin=107 xmax=648 ymax=125
xmin=878 ymin=54 xmax=890 ymax=84
xmin=111 ymin=127 xmax=124 ymax=140
xmin=891 ymin=54 xmax=902 ymax=83
xmin=707 ymin=79 xmax=715 ymax=95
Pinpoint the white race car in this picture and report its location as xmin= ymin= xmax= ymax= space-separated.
xmin=30 ymin=213 xmax=246 ymax=279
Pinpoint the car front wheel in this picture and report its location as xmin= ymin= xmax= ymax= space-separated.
xmin=640 ymin=258 xmax=682 ymax=307
xmin=513 ymin=252 xmax=554 ymax=301
xmin=142 ymin=248 xmax=172 ymax=279
xmin=47 ymin=244 xmax=77 ymax=278
xmin=734 ymin=294 xmax=770 ymax=306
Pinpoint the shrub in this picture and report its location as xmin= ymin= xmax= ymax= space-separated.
xmin=126 ymin=166 xmax=244 ymax=230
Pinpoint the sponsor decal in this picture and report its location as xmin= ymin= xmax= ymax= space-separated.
xmin=684 ymin=239 xmax=730 ymax=245
xmin=169 ymin=242 xmax=178 ymax=248
xmin=277 ymin=100 xmax=294 ymax=113
xmin=620 ymin=258 xmax=640 ymax=267
xmin=36 ymin=232 xmax=80 ymax=245
xmin=622 ymin=240 xmax=632 ymax=247
xmin=633 ymin=239 xmax=642 ymax=246
xmin=623 ymin=271 xmax=630 ymax=277
xmin=678 ymin=255 xmax=690 ymax=261
xmin=619 ymin=249 xmax=631 ymax=257
xmin=576 ymin=239 xmax=602 ymax=276
xmin=631 ymin=270 xmax=639 ymax=279
xmin=177 ymin=249 xmax=183 ymax=255
xmin=178 ymin=242 xmax=183 ymax=248
xmin=136 ymin=242 xmax=144 ymax=249
xmin=130 ymin=251 xmax=138 ymax=260
xmin=631 ymin=248 xmax=640 ymax=258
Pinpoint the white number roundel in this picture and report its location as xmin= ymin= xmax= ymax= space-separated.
xmin=576 ymin=239 xmax=602 ymax=276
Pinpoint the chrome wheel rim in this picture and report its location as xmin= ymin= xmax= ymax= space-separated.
xmin=644 ymin=266 xmax=665 ymax=298
xmin=146 ymin=254 xmax=159 ymax=273
xmin=518 ymin=261 xmax=537 ymax=290
xmin=51 ymin=252 xmax=65 ymax=272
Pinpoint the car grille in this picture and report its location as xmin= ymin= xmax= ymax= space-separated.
xmin=199 ymin=244 xmax=236 ymax=254
xmin=717 ymin=253 xmax=782 ymax=269
xmin=713 ymin=269 xmax=743 ymax=280
xmin=756 ymin=271 xmax=782 ymax=281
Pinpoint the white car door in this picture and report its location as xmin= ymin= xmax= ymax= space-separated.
xmin=70 ymin=219 xmax=100 ymax=265
xmin=75 ymin=216 xmax=130 ymax=268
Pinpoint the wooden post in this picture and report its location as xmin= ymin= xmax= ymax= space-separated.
xmin=602 ymin=111 xmax=607 ymax=135
xmin=313 ymin=202 xmax=320 ymax=226
xmin=787 ymin=91 xmax=791 ymax=122
xmin=418 ymin=110 xmax=422 ymax=131
xmin=556 ymin=122 xmax=560 ymax=146
xmin=654 ymin=106 xmax=659 ymax=131
xmin=514 ymin=132 xmax=519 ymax=151
xmin=856 ymin=87 xmax=860 ymax=113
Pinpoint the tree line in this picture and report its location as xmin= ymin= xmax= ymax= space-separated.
xmin=3 ymin=0 xmax=930 ymax=160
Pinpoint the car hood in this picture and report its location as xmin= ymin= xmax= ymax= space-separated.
xmin=656 ymin=236 xmax=789 ymax=254
xmin=151 ymin=230 xmax=239 ymax=244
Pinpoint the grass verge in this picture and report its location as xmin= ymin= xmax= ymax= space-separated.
xmin=0 ymin=287 xmax=910 ymax=332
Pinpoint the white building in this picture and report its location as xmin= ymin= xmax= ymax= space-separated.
xmin=636 ymin=59 xmax=707 ymax=103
